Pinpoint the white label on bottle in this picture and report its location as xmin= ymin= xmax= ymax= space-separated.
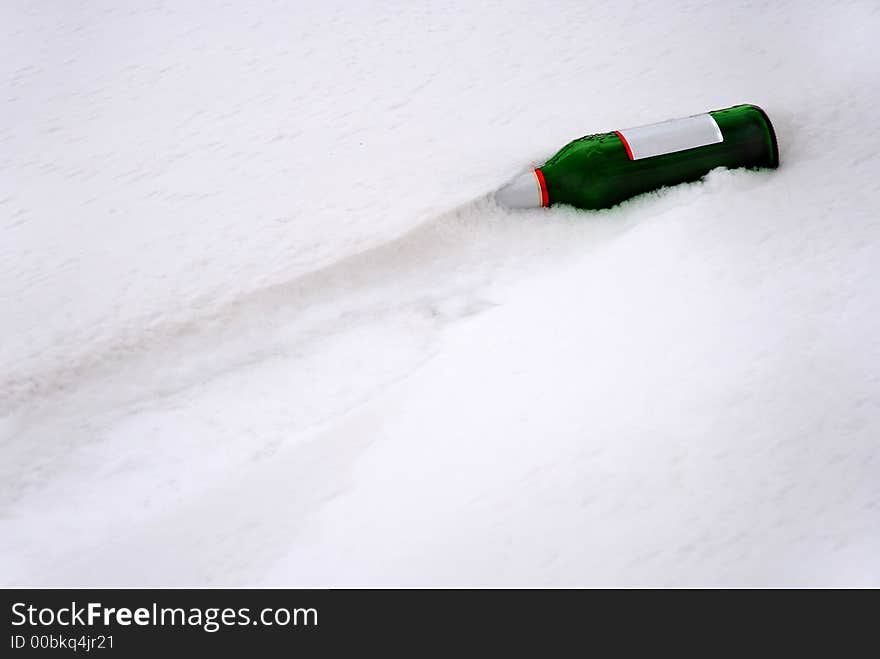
xmin=616 ymin=113 xmax=722 ymax=160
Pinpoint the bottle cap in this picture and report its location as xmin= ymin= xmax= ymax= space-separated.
xmin=495 ymin=170 xmax=546 ymax=209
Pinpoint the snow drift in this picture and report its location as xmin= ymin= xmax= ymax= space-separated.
xmin=1 ymin=0 xmax=879 ymax=586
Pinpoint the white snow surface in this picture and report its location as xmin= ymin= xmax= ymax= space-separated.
xmin=2 ymin=0 xmax=879 ymax=586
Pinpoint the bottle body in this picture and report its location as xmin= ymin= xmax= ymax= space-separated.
xmin=497 ymin=104 xmax=779 ymax=211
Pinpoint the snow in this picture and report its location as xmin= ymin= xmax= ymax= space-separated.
xmin=2 ymin=0 xmax=879 ymax=586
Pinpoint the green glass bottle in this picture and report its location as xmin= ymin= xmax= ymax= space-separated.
xmin=495 ymin=104 xmax=779 ymax=210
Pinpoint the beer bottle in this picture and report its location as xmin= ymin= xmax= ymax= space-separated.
xmin=495 ymin=104 xmax=779 ymax=210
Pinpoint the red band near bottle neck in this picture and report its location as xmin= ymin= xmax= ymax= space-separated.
xmin=534 ymin=168 xmax=549 ymax=207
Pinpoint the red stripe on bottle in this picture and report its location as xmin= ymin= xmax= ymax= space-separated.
xmin=534 ymin=168 xmax=549 ymax=207
xmin=614 ymin=130 xmax=634 ymax=160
